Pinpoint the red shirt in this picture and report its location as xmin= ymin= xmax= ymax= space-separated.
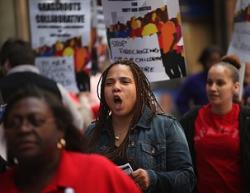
xmin=194 ymin=104 xmax=244 ymax=193
xmin=0 ymin=151 xmax=141 ymax=193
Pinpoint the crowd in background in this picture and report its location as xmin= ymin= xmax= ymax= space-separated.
xmin=0 ymin=38 xmax=249 ymax=193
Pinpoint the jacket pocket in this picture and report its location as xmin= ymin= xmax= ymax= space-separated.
xmin=140 ymin=143 xmax=166 ymax=170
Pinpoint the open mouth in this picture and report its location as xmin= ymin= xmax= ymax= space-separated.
xmin=113 ymin=95 xmax=122 ymax=104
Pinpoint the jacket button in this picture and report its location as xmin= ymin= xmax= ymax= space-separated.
xmin=131 ymin=141 xmax=135 ymax=146
xmin=151 ymin=148 xmax=156 ymax=154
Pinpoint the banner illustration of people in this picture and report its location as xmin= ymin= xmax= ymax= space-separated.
xmin=29 ymin=0 xmax=91 ymax=92
xmin=102 ymin=0 xmax=186 ymax=82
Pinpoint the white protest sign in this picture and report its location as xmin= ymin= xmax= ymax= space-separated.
xmin=35 ymin=57 xmax=79 ymax=92
xmin=29 ymin=0 xmax=91 ymax=48
xmin=29 ymin=0 xmax=91 ymax=92
xmin=110 ymin=35 xmax=168 ymax=82
xmin=228 ymin=1 xmax=250 ymax=98
xmin=102 ymin=0 xmax=186 ymax=81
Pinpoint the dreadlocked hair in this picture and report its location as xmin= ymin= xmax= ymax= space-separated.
xmin=87 ymin=60 xmax=162 ymax=155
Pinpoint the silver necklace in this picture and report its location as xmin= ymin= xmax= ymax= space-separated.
xmin=114 ymin=129 xmax=128 ymax=141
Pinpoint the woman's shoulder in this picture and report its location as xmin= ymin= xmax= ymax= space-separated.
xmin=240 ymin=105 xmax=250 ymax=115
xmin=153 ymin=113 xmax=177 ymax=124
xmin=180 ymin=106 xmax=201 ymax=122
xmin=55 ymin=151 xmax=141 ymax=192
xmin=65 ymin=151 xmax=124 ymax=175
xmin=62 ymin=151 xmax=111 ymax=171
xmin=239 ymin=106 xmax=250 ymax=128
xmin=65 ymin=151 xmax=110 ymax=163
xmin=150 ymin=113 xmax=182 ymax=132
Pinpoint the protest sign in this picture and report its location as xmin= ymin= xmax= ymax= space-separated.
xmin=29 ymin=0 xmax=91 ymax=92
xmin=228 ymin=0 xmax=250 ymax=98
xmin=102 ymin=0 xmax=186 ymax=81
xmin=36 ymin=57 xmax=79 ymax=92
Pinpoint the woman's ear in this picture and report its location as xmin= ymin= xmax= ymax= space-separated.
xmin=56 ymin=128 xmax=66 ymax=149
xmin=234 ymin=82 xmax=240 ymax=94
xmin=2 ymin=59 xmax=11 ymax=75
xmin=234 ymin=82 xmax=240 ymax=93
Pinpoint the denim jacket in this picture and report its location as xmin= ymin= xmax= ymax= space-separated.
xmin=86 ymin=108 xmax=195 ymax=193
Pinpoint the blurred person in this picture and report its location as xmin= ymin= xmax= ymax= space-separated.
xmin=180 ymin=57 xmax=250 ymax=193
xmin=0 ymin=156 xmax=5 ymax=172
xmin=0 ymin=38 xmax=83 ymax=129
xmin=0 ymin=39 xmax=84 ymax=171
xmin=176 ymin=46 xmax=222 ymax=115
xmin=242 ymin=62 xmax=250 ymax=106
xmin=242 ymin=85 xmax=250 ymax=106
xmin=0 ymin=105 xmax=6 ymax=172
xmin=159 ymin=93 xmax=175 ymax=113
xmin=0 ymin=86 xmax=142 ymax=193
xmin=244 ymin=62 xmax=250 ymax=87
xmin=78 ymin=92 xmax=95 ymax=129
xmin=67 ymin=92 xmax=95 ymax=131
xmin=154 ymin=91 xmax=178 ymax=116
xmin=86 ymin=60 xmax=195 ymax=193
xmin=0 ymin=132 xmax=6 ymax=172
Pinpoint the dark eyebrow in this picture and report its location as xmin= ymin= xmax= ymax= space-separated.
xmin=120 ymin=77 xmax=133 ymax=81
xmin=105 ymin=78 xmax=114 ymax=81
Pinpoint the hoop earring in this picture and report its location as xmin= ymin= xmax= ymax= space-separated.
xmin=57 ymin=138 xmax=66 ymax=149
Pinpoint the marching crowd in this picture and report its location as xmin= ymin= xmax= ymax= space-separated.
xmin=0 ymin=39 xmax=249 ymax=193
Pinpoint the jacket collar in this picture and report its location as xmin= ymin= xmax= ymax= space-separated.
xmin=134 ymin=106 xmax=152 ymax=129
xmin=7 ymin=65 xmax=40 ymax=75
